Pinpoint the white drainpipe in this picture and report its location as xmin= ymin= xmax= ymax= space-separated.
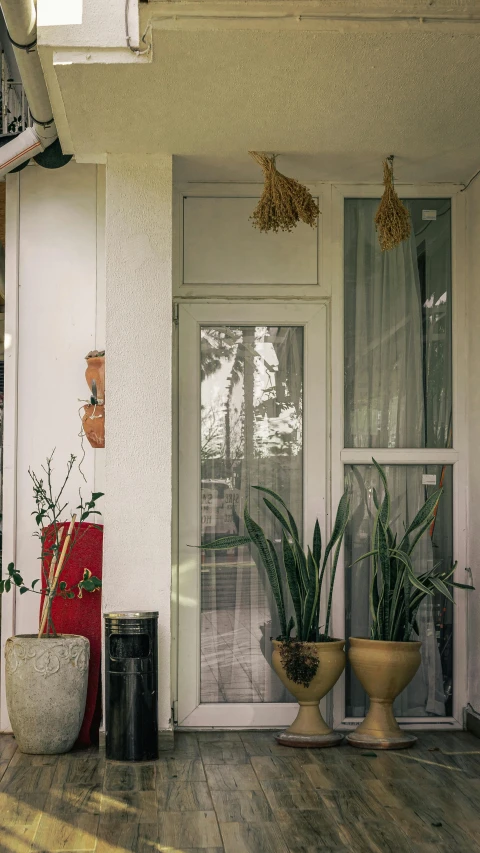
xmin=0 ymin=0 xmax=57 ymax=177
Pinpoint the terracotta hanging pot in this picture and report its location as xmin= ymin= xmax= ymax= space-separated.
xmin=85 ymin=352 xmax=105 ymax=403
xmin=82 ymin=404 xmax=105 ymax=449
xmin=346 ymin=637 xmax=422 ymax=750
xmin=272 ymin=639 xmax=345 ymax=747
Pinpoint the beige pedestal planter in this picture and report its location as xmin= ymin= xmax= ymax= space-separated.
xmin=346 ymin=637 xmax=422 ymax=750
xmin=272 ymin=639 xmax=345 ymax=747
xmin=5 ymin=635 xmax=90 ymax=754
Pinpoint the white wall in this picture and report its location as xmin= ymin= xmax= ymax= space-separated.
xmin=466 ymin=179 xmax=480 ymax=715
xmin=103 ymin=154 xmax=173 ymax=732
xmin=1 ymin=162 xmax=105 ymax=731
xmin=37 ymin=0 xmax=139 ymax=48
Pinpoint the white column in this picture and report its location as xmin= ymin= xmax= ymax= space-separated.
xmin=104 ymin=155 xmax=173 ymax=731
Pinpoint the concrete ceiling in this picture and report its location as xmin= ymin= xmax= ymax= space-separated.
xmin=51 ymin=27 xmax=480 ymax=183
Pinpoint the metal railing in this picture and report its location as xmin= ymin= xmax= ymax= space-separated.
xmin=1 ymin=51 xmax=29 ymax=136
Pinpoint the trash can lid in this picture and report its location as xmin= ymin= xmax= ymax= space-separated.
xmin=103 ymin=611 xmax=159 ymax=619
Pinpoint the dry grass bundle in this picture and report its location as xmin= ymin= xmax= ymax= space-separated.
xmin=249 ymin=152 xmax=320 ymax=233
xmin=374 ymin=157 xmax=411 ymax=251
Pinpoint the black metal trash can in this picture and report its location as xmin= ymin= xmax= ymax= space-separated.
xmin=104 ymin=612 xmax=159 ymax=761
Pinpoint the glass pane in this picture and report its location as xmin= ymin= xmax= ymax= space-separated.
xmin=200 ymin=326 xmax=303 ymax=703
xmin=345 ymin=464 xmax=455 ymax=717
xmin=345 ymin=199 xmax=452 ymax=449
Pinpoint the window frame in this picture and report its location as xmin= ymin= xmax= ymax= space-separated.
xmin=331 ymin=183 xmax=468 ymax=730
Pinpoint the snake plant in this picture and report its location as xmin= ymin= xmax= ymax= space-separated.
xmin=354 ymin=459 xmax=473 ymax=642
xmin=200 ymin=487 xmax=350 ymax=642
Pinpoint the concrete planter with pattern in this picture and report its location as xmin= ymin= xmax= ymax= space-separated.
xmin=5 ymin=634 xmax=90 ymax=754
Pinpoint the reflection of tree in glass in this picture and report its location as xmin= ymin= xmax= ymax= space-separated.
xmin=201 ymin=326 xmax=302 ymax=463
xmin=200 ymin=327 xmax=244 ymax=383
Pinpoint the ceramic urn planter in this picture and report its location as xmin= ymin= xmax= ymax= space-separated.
xmin=83 ymin=352 xmax=105 ymax=449
xmin=346 ymin=637 xmax=422 ymax=750
xmin=82 ymin=404 xmax=105 ymax=448
xmin=5 ymin=634 xmax=90 ymax=754
xmin=85 ymin=354 xmax=105 ymax=403
xmin=272 ymin=639 xmax=346 ymax=747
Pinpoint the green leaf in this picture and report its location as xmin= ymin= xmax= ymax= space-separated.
xmin=282 ymin=532 xmax=302 ymax=639
xmin=19 ymin=586 xmax=28 ymax=595
xmin=59 ymin=581 xmax=67 ymax=591
xmin=91 ymin=492 xmax=104 ymax=501
xmin=324 ymin=499 xmax=350 ymax=637
xmin=5 ymin=579 xmax=11 ymax=592
xmin=319 ymin=491 xmax=350 ymax=594
xmin=262 ymin=498 xmax=294 ymax=539
xmin=0 ymin=580 xmax=4 ymax=594
xmin=302 ymin=547 xmax=319 ymax=641
xmin=253 ymin=486 xmax=299 ymax=541
xmin=370 ymin=557 xmax=380 ymax=634
xmin=196 ymin=535 xmax=251 ymax=550
xmin=313 ymin=520 xmax=321 ymax=568
xmin=372 ymin=459 xmax=390 ymax=527
xmin=243 ymin=503 xmax=286 ymax=637
xmin=267 ymin=538 xmax=287 ymax=637
xmin=80 ymin=579 xmax=96 ymax=592
xmin=31 ymin=579 xmax=40 ymax=589
xmin=12 ymin=572 xmax=23 ymax=586
xmin=428 ymin=575 xmax=455 ymax=603
xmin=377 ymin=520 xmax=391 ymax=637
xmin=405 ymin=517 xmax=434 ymax=557
xmin=67 ymin=591 xmax=75 ymax=599
xmin=398 ymin=489 xmax=442 ymax=552
xmin=390 ymin=549 xmax=432 ymax=595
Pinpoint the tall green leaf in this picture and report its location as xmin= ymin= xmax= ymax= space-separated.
xmin=243 ymin=503 xmax=287 ymax=636
xmin=398 ymin=489 xmax=442 ymax=552
xmin=324 ymin=500 xmax=350 ymax=637
xmin=372 ymin=458 xmax=390 ymax=527
xmin=377 ymin=519 xmax=391 ymax=639
xmin=319 ymin=492 xmax=350 ymax=591
xmin=302 ymin=547 xmax=319 ymax=641
xmin=313 ymin=520 xmax=321 ymax=568
xmin=253 ymin=486 xmax=299 ymax=540
xmin=282 ymin=532 xmax=302 ymax=638
xmin=267 ymin=539 xmax=288 ymax=636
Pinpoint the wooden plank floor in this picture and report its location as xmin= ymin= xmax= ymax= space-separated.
xmin=0 ymin=730 xmax=480 ymax=852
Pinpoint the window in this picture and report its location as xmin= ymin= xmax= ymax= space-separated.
xmin=344 ymin=198 xmax=455 ymax=718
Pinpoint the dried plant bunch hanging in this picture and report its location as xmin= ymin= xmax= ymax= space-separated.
xmin=249 ymin=151 xmax=320 ymax=233
xmin=374 ymin=156 xmax=411 ymax=251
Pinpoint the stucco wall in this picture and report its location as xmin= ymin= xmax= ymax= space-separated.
xmin=467 ymin=179 xmax=480 ymax=715
xmin=1 ymin=162 xmax=105 ymax=731
xmin=103 ymin=154 xmax=173 ymax=731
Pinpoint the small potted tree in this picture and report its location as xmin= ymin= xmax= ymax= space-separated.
xmin=200 ymin=487 xmax=350 ymax=747
xmin=2 ymin=452 xmax=102 ymax=754
xmin=347 ymin=459 xmax=474 ymax=750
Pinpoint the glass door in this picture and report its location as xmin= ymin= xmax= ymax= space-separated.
xmin=177 ymin=303 xmax=328 ymax=727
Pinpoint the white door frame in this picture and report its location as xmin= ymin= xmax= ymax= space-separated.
xmin=330 ymin=183 xmax=468 ymax=730
xmin=177 ymin=301 xmax=330 ymax=727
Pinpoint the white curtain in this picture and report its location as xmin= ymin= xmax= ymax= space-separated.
xmin=345 ymin=199 xmax=448 ymax=717
xmin=200 ymin=325 xmax=303 ymax=703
